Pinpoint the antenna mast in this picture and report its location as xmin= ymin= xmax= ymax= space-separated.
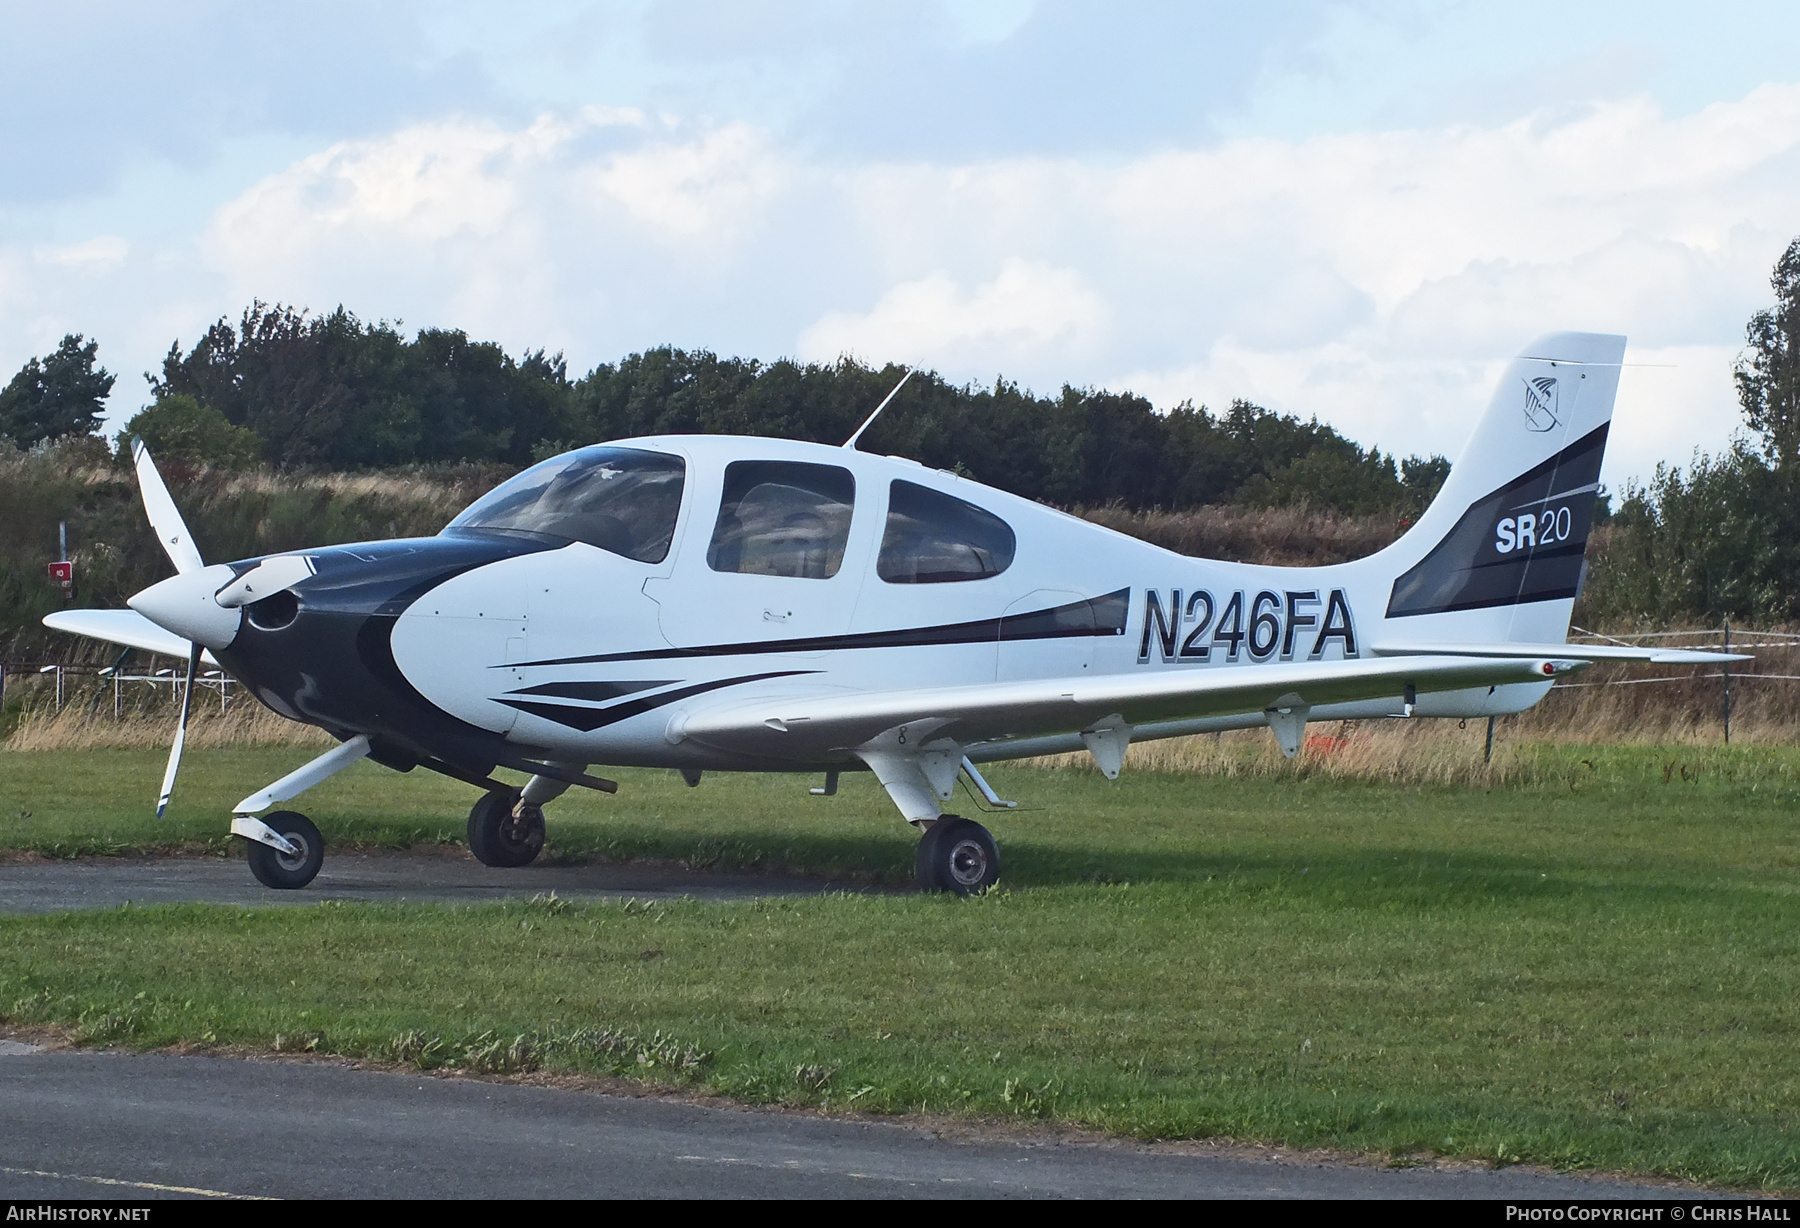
xmin=843 ymin=368 xmax=914 ymax=450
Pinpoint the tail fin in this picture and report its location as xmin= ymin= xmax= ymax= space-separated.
xmin=1378 ymin=332 xmax=1625 ymax=642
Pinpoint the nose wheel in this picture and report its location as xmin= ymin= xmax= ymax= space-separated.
xmin=468 ymin=788 xmax=545 ymax=868
xmin=244 ymin=810 xmax=325 ymax=889
xmin=915 ymin=816 xmax=1000 ymax=895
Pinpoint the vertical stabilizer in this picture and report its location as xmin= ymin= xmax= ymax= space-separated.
xmin=1376 ymin=332 xmax=1625 ymax=643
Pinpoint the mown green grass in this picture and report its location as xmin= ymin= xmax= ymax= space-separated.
xmin=4 ymin=743 xmax=1800 ymax=1187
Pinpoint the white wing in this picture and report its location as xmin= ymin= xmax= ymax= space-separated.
xmin=676 ymin=652 xmax=1585 ymax=760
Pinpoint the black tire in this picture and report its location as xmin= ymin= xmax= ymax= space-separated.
xmin=915 ymin=815 xmax=1000 ymax=895
xmin=245 ymin=810 xmax=325 ymax=890
xmin=468 ymin=789 xmax=544 ymax=868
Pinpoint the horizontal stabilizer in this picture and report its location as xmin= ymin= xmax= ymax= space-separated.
xmin=1371 ymin=641 xmax=1748 ymax=665
xmin=42 ymin=609 xmax=219 ymax=666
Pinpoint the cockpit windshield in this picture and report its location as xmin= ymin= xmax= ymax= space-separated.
xmin=443 ymin=445 xmax=686 ymax=563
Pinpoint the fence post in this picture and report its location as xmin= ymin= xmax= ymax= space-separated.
xmin=1484 ymin=715 xmax=1495 ymax=763
xmin=1722 ymin=619 xmax=1732 ymax=746
xmin=56 ymin=666 xmax=63 ymax=711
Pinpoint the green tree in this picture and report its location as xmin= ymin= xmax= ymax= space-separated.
xmin=1736 ymin=237 xmax=1800 ymax=472
xmin=1400 ymin=455 xmax=1452 ymax=516
xmin=0 ymin=334 xmax=115 ymax=447
xmin=148 ymin=302 xmax=1446 ymax=514
xmin=116 ymin=394 xmax=263 ymax=469
xmin=152 ymin=303 xmax=578 ymax=469
xmin=1580 ymin=446 xmax=1793 ymax=625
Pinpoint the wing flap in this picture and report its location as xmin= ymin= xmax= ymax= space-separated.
xmin=678 ymin=654 xmax=1577 ymax=758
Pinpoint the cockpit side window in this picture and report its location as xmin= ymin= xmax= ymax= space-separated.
xmin=878 ymin=480 xmax=1016 ymax=584
xmin=443 ymin=446 xmax=686 ymax=563
xmin=707 ymin=461 xmax=856 ymax=580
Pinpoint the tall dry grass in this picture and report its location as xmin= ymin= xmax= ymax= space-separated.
xmin=1509 ymin=661 xmax=1799 ymax=745
xmin=193 ymin=465 xmax=509 ymax=518
xmin=5 ymin=691 xmax=331 ymax=752
xmin=1080 ymin=503 xmax=1406 ymax=566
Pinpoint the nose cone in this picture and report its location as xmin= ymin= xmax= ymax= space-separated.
xmin=128 ymin=563 xmax=243 ymax=650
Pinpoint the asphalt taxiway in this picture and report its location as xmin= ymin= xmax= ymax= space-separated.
xmin=0 ymin=1047 xmax=1681 ymax=1200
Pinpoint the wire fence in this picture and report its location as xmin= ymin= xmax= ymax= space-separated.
xmin=1564 ymin=623 xmax=1778 ymax=744
xmin=0 ymin=658 xmax=236 ymax=717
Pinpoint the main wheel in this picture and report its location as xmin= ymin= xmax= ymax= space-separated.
xmin=915 ymin=815 xmax=1000 ymax=895
xmin=245 ymin=810 xmax=325 ymax=890
xmin=468 ymin=789 xmax=544 ymax=868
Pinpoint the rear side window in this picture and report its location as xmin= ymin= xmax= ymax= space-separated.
xmin=878 ymin=480 xmax=1016 ymax=584
xmin=707 ymin=461 xmax=856 ymax=579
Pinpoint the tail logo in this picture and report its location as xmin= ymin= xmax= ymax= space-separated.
xmin=1522 ymin=376 xmax=1560 ymax=433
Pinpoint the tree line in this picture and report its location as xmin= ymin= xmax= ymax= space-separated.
xmin=1 ymin=301 xmax=1446 ymax=519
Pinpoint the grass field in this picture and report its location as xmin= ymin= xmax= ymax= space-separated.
xmin=4 ymin=741 xmax=1800 ymax=1188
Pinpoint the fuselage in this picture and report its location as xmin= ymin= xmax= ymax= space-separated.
xmin=187 ymin=434 xmax=1555 ymax=778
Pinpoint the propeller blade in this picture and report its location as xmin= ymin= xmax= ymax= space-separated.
xmin=132 ymin=437 xmax=204 ymax=575
xmin=214 ymin=555 xmax=316 ymax=608
xmin=156 ymin=642 xmax=201 ymax=819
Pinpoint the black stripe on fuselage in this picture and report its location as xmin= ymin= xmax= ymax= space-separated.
xmin=497 ymin=670 xmax=816 ymax=732
xmin=512 ymin=679 xmax=677 ymax=701
xmin=507 ymin=587 xmax=1132 ymax=668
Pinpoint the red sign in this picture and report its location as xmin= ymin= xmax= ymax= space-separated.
xmin=47 ymin=560 xmax=72 ymax=588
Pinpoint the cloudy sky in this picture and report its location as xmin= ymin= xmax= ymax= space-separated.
xmin=5 ymin=1 xmax=1800 ymax=487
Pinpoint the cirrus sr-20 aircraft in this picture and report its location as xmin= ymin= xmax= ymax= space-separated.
xmin=46 ymin=332 xmax=1743 ymax=893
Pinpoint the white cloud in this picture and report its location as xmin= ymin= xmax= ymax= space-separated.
xmin=585 ymin=121 xmax=788 ymax=240
xmin=1612 ymin=345 xmax=1749 ymax=484
xmin=5 ymin=81 xmax=1800 ymax=488
xmin=799 ymin=259 xmax=1109 ymax=369
xmin=195 ymin=109 xmax=795 ymax=357
xmin=803 ymin=87 xmax=1800 ymax=482
xmin=34 ymin=237 xmax=129 ymax=274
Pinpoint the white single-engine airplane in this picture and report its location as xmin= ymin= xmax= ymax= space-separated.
xmin=45 ymin=332 xmax=1743 ymax=893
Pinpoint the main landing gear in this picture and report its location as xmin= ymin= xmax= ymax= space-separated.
xmin=915 ymin=815 xmax=1000 ymax=895
xmin=468 ymin=788 xmax=546 ymax=868
xmin=852 ymin=741 xmax=1008 ymax=895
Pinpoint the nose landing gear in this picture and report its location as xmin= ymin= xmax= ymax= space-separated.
xmin=915 ymin=815 xmax=1000 ymax=895
xmin=244 ymin=810 xmax=326 ymax=889
xmin=468 ymin=788 xmax=546 ymax=868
